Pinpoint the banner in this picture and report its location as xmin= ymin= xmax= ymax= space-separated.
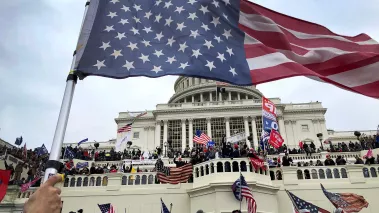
xmin=123 ymin=159 xmax=157 ymax=165
xmin=261 ymin=97 xmax=282 ymax=150
xmin=76 ymin=162 xmax=89 ymax=169
xmin=269 ymin=129 xmax=284 ymax=149
xmin=21 ymin=176 xmax=41 ymax=193
xmin=227 ymin=132 xmax=246 ymax=143
xmin=0 ymin=170 xmax=11 ymax=202
xmin=249 ymin=157 xmax=266 ymax=171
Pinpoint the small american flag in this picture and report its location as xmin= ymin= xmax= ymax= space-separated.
xmin=161 ymin=198 xmax=171 ymax=213
xmin=232 ymin=175 xmax=257 ymax=213
xmin=98 ymin=203 xmax=116 ymax=213
xmin=155 ymin=159 xmax=192 ymax=184
xmin=193 ymin=130 xmax=211 ymax=145
xmin=287 ymin=190 xmax=330 ymax=213
xmin=117 ymin=122 xmax=132 ymax=133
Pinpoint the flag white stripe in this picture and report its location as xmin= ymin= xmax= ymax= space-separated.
xmin=240 ymin=12 xmax=377 ymax=45
xmin=247 ymin=52 xmax=294 ymax=70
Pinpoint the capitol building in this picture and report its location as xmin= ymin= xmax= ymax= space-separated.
xmin=1 ymin=77 xmax=378 ymax=213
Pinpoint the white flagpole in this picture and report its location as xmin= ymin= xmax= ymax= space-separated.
xmin=43 ymin=0 xmax=91 ymax=183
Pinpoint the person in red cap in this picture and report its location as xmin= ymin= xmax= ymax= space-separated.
xmin=324 ymin=154 xmax=335 ymax=166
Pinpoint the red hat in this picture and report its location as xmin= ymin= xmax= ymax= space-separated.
xmin=234 ymin=144 xmax=239 ymax=149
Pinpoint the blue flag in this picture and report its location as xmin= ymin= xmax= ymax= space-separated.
xmin=37 ymin=144 xmax=48 ymax=156
xmin=207 ymin=141 xmax=215 ymax=147
xmin=160 ymin=198 xmax=170 ymax=213
xmin=78 ymin=138 xmax=89 ymax=146
xmin=64 ymin=149 xmax=75 ymax=159
xmin=15 ymin=136 xmax=23 ymax=146
xmin=76 ymin=162 xmax=89 ymax=169
xmin=73 ymin=0 xmax=251 ymax=85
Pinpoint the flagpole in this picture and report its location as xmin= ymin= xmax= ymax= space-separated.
xmin=239 ymin=172 xmax=242 ymax=212
xmin=286 ymin=190 xmax=300 ymax=213
xmin=170 ymin=203 xmax=173 ymax=213
xmin=43 ymin=0 xmax=90 ymax=183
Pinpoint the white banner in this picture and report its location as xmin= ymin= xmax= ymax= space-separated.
xmin=122 ymin=159 xmax=156 ymax=165
xmin=226 ymin=132 xmax=246 ymax=143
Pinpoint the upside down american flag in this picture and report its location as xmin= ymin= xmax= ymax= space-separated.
xmin=73 ymin=0 xmax=379 ymax=98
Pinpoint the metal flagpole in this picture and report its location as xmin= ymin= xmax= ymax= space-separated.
xmin=169 ymin=203 xmax=173 ymax=213
xmin=43 ymin=0 xmax=91 ymax=183
xmin=239 ymin=172 xmax=242 ymax=212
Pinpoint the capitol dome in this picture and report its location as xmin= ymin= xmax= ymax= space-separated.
xmin=169 ymin=77 xmax=263 ymax=103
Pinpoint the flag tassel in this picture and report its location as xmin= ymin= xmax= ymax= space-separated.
xmin=43 ymin=1 xmax=90 ymax=183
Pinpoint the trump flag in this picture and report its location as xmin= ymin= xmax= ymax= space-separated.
xmin=0 ymin=170 xmax=11 ymax=203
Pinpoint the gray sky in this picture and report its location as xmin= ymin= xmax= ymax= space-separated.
xmin=0 ymin=0 xmax=378 ymax=150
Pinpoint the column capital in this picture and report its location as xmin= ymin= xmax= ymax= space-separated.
xmin=163 ymin=120 xmax=168 ymax=124
xmin=312 ymin=119 xmax=319 ymax=124
xmin=206 ymin=117 xmax=212 ymax=121
xmin=243 ymin=116 xmax=249 ymax=121
xmin=188 ymin=118 xmax=193 ymax=123
xmin=318 ymin=119 xmax=325 ymax=124
xmin=284 ymin=120 xmax=290 ymax=124
xmin=156 ymin=120 xmax=162 ymax=125
xmin=224 ymin=117 xmax=230 ymax=122
xmin=290 ymin=120 xmax=297 ymax=124
xmin=250 ymin=116 xmax=256 ymax=121
xmin=277 ymin=115 xmax=284 ymax=120
xmin=181 ymin=119 xmax=187 ymax=124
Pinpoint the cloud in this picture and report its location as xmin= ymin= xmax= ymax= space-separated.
xmin=0 ymin=1 xmax=378 ymax=151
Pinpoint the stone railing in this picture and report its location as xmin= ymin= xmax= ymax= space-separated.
xmin=267 ymin=151 xmax=361 ymax=164
xmin=362 ymin=165 xmax=379 ymax=178
xmin=63 ymin=174 xmax=108 ymax=188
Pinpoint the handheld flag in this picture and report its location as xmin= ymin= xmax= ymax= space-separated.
xmin=286 ymin=190 xmax=330 ymax=213
xmin=249 ymin=154 xmax=266 ymax=171
xmin=268 ymin=129 xmax=284 ymax=149
xmin=161 ymin=198 xmax=171 ymax=213
xmin=64 ymin=149 xmax=75 ymax=159
xmin=37 ymin=144 xmax=48 ymax=156
xmin=231 ymin=174 xmax=257 ymax=213
xmin=0 ymin=170 xmax=11 ymax=203
xmin=193 ymin=130 xmax=211 ymax=146
xmin=78 ymin=138 xmax=89 ymax=146
xmin=72 ymin=0 xmax=379 ymax=98
xmin=155 ymin=159 xmax=192 ymax=184
xmin=21 ymin=176 xmax=42 ymax=193
xmin=15 ymin=136 xmax=23 ymax=146
xmin=98 ymin=203 xmax=115 ymax=213
xmin=321 ymin=184 xmax=368 ymax=213
xmin=76 ymin=162 xmax=89 ymax=169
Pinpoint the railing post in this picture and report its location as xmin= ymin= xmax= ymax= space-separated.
xmin=281 ymin=166 xmax=299 ymax=186
xmin=345 ymin=164 xmax=366 ymax=184
xmin=106 ymin=173 xmax=123 ymax=191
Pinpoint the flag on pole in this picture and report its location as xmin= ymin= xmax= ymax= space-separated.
xmin=116 ymin=123 xmax=132 ymax=152
xmin=15 ymin=136 xmax=23 ymax=146
xmin=64 ymin=149 xmax=75 ymax=159
xmin=37 ymin=144 xmax=48 ymax=156
xmin=321 ymin=184 xmax=369 ymax=213
xmin=21 ymin=176 xmax=42 ymax=192
xmin=287 ymin=190 xmax=330 ymax=213
xmin=72 ymin=0 xmax=379 ymax=98
xmin=155 ymin=159 xmax=192 ymax=184
xmin=78 ymin=138 xmax=89 ymax=146
xmin=0 ymin=170 xmax=11 ymax=203
xmin=249 ymin=154 xmax=266 ymax=171
xmin=193 ymin=130 xmax=211 ymax=145
xmin=161 ymin=198 xmax=171 ymax=213
xmin=128 ymin=111 xmax=147 ymax=118
xmin=98 ymin=203 xmax=116 ymax=213
xmin=232 ymin=174 xmax=257 ymax=213
xmin=117 ymin=123 xmax=132 ymax=133
xmin=268 ymin=129 xmax=284 ymax=149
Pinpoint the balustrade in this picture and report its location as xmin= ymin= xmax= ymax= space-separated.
xmin=296 ymin=166 xmax=348 ymax=180
xmin=362 ymin=166 xmax=379 ymax=178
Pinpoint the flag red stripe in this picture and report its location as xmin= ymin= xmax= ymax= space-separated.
xmin=240 ymin=0 xmax=372 ymax=42
xmin=157 ymin=164 xmax=193 ymax=184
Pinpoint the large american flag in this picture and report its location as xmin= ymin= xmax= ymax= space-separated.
xmin=155 ymin=159 xmax=192 ymax=184
xmin=232 ymin=175 xmax=257 ymax=213
xmin=73 ymin=0 xmax=379 ymax=98
xmin=193 ymin=130 xmax=211 ymax=145
xmin=98 ymin=203 xmax=116 ymax=213
xmin=287 ymin=190 xmax=330 ymax=213
xmin=117 ymin=122 xmax=132 ymax=133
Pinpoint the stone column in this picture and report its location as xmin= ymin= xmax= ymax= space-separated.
xmin=181 ymin=119 xmax=186 ymax=152
xmin=155 ymin=120 xmax=161 ymax=148
xmin=191 ymin=95 xmax=195 ymax=103
xmin=144 ymin=127 xmax=149 ymax=151
xmin=237 ymin=93 xmax=241 ymax=100
xmin=291 ymin=120 xmax=297 ymax=143
xmin=251 ymin=117 xmax=259 ymax=149
xmin=243 ymin=116 xmax=250 ymax=148
xmin=184 ymin=98 xmax=187 ymax=103
xmin=206 ymin=117 xmax=212 ymax=139
xmin=228 ymin=91 xmax=231 ymax=101
xmin=200 ymin=93 xmax=203 ymax=102
xmin=163 ymin=120 xmax=168 ymax=154
xmin=189 ymin=119 xmax=193 ymax=148
xmin=278 ymin=116 xmax=288 ymax=144
xmin=245 ymin=94 xmax=249 ymax=100
xmin=209 ymin=92 xmax=212 ymax=102
xmin=225 ymin=117 xmax=231 ymax=139
xmin=219 ymin=92 xmax=222 ymax=101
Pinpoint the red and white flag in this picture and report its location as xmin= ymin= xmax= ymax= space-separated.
xmin=269 ymin=129 xmax=284 ymax=149
xmin=239 ymin=0 xmax=379 ymax=98
xmin=21 ymin=176 xmax=41 ymax=192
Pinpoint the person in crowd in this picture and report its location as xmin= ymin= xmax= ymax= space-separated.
xmin=232 ymin=210 xmax=241 ymax=213
xmin=282 ymin=153 xmax=293 ymax=167
xmin=336 ymin=156 xmax=346 ymax=165
xmin=315 ymin=160 xmax=323 ymax=166
xmin=364 ymin=155 xmax=375 ymax=165
xmin=122 ymin=163 xmax=133 ymax=173
xmin=196 ymin=210 xmax=205 ymax=213
xmin=109 ymin=165 xmax=118 ymax=173
xmin=80 ymin=166 xmax=90 ymax=175
xmin=90 ymin=163 xmax=97 ymax=174
xmin=324 ymin=154 xmax=335 ymax=166
xmin=309 ymin=160 xmax=314 ymax=166
xmin=232 ymin=144 xmax=240 ymax=159
xmin=14 ymin=162 xmax=24 ymax=184
xmin=354 ymin=156 xmax=364 ymax=164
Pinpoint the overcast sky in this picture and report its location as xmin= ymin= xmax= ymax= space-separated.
xmin=0 ymin=0 xmax=378 ymax=150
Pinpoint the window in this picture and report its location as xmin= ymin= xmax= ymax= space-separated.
xmin=133 ymin=132 xmax=140 ymax=139
xmin=186 ymin=79 xmax=189 ymax=87
xmin=168 ymin=120 xmax=182 ymax=153
xmin=301 ymin=125 xmax=309 ymax=131
xmin=230 ymin=117 xmax=244 ymax=136
xmin=211 ymin=118 xmax=226 ymax=147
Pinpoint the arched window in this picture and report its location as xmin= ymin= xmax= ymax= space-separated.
xmin=128 ymin=176 xmax=134 ymax=185
xmin=304 ymin=170 xmax=310 ymax=179
xmin=122 ymin=176 xmax=127 ymax=185
xmin=363 ymin=168 xmax=370 ymax=178
xmin=370 ymin=167 xmax=377 ymax=177
xmin=225 ymin=162 xmax=231 ymax=172
xmin=240 ymin=161 xmax=247 ymax=172
xmin=326 ymin=169 xmax=333 ymax=179
xmin=70 ymin=178 xmax=76 ymax=187
xmin=148 ymin=175 xmax=154 ymax=184
xmin=89 ymin=177 xmax=95 ymax=186
xmin=64 ymin=178 xmax=69 ymax=187
xmin=135 ymin=175 xmax=141 ymax=185
xmin=195 ymin=167 xmax=199 ymax=177
xmin=319 ymin=169 xmax=325 ymax=179
xmin=232 ymin=161 xmax=239 ymax=172
xmin=270 ymin=171 xmax=275 ymax=180
xmin=96 ymin=177 xmax=101 ymax=186
xmin=102 ymin=177 xmax=108 ymax=186
xmin=76 ymin=177 xmax=82 ymax=187
xmin=210 ymin=163 xmax=215 ymax=173
xmin=83 ymin=177 xmax=89 ymax=187
xmin=333 ymin=169 xmax=340 ymax=178
xmin=142 ymin=175 xmax=147 ymax=184
xmin=205 ymin=164 xmax=209 ymax=175
xmin=311 ymin=169 xmax=318 ymax=179
xmin=200 ymin=166 xmax=204 ymax=176
xmin=276 ymin=171 xmax=282 ymax=180
xmin=341 ymin=168 xmax=348 ymax=178
xmin=217 ymin=162 xmax=223 ymax=173
xmin=297 ymin=170 xmax=303 ymax=180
